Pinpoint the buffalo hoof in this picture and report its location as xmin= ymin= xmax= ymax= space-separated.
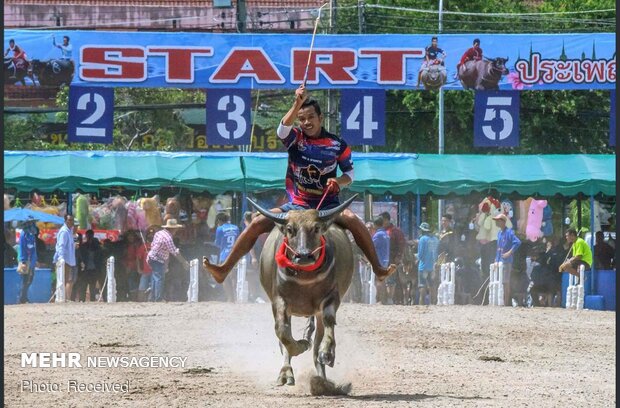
xmin=319 ymin=351 xmax=335 ymax=368
xmin=277 ymin=367 xmax=295 ymax=386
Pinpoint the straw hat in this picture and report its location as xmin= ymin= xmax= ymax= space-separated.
xmin=161 ymin=219 xmax=184 ymax=229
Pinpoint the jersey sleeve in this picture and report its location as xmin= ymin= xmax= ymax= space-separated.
xmin=277 ymin=123 xmax=298 ymax=149
xmin=337 ymin=139 xmax=354 ymax=174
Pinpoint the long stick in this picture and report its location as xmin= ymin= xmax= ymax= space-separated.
xmin=302 ymin=2 xmax=329 ymax=87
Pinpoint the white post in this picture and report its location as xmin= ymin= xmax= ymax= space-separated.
xmin=55 ymin=259 xmax=65 ymax=302
xmin=497 ymin=261 xmax=504 ymax=306
xmin=437 ymin=264 xmax=445 ymax=305
xmin=187 ymin=259 xmax=199 ymax=303
xmin=368 ymin=263 xmax=376 ymax=305
xmin=489 ymin=263 xmax=496 ymax=306
xmin=106 ymin=256 xmax=116 ymax=303
xmin=576 ymin=264 xmax=585 ymax=310
xmin=448 ymin=262 xmax=455 ymax=305
xmin=235 ymin=257 xmax=248 ymax=303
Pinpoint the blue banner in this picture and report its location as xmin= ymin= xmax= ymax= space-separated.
xmin=340 ymin=89 xmax=386 ymax=146
xmin=611 ymin=91 xmax=616 ymax=147
xmin=474 ymin=91 xmax=520 ymax=148
xmin=67 ymin=86 xmax=114 ymax=144
xmin=206 ymin=89 xmax=251 ymax=145
xmin=4 ymin=30 xmax=615 ymax=90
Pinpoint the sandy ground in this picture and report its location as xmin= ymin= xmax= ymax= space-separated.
xmin=4 ymin=301 xmax=616 ymax=407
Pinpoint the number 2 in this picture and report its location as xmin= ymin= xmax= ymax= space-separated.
xmin=76 ymin=92 xmax=106 ymax=137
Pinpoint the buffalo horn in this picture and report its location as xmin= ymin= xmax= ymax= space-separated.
xmin=246 ymin=198 xmax=288 ymax=225
xmin=317 ymin=194 xmax=358 ymax=222
xmin=505 ymin=56 xmax=509 ymax=62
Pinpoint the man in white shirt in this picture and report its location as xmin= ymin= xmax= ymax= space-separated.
xmin=53 ymin=214 xmax=77 ymax=300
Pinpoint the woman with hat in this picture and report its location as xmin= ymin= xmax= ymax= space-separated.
xmin=146 ymin=219 xmax=190 ymax=302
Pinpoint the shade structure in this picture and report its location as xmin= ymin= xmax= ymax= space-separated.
xmin=3 ymin=151 xmax=615 ymax=197
xmin=4 ymin=208 xmax=65 ymax=224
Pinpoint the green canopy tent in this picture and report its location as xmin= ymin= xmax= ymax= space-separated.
xmin=242 ymin=153 xmax=615 ymax=197
xmin=4 ymin=151 xmax=615 ymax=197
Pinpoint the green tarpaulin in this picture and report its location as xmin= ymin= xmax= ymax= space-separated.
xmin=3 ymin=151 xmax=615 ymax=197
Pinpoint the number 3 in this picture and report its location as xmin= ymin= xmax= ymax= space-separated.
xmin=217 ymin=95 xmax=247 ymax=140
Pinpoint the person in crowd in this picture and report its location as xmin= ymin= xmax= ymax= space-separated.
xmin=529 ymin=243 xmax=562 ymax=307
xmin=417 ymin=36 xmax=446 ymax=88
xmin=203 ymin=84 xmax=396 ymax=286
xmin=53 ymin=214 xmax=77 ymax=301
xmin=371 ymin=216 xmax=391 ymax=304
xmin=214 ymin=212 xmax=240 ymax=302
xmin=593 ymin=231 xmax=614 ymax=270
xmin=381 ymin=212 xmax=406 ymax=304
xmin=438 ymin=213 xmax=458 ymax=262
xmin=77 ymin=230 xmax=103 ymax=302
xmin=559 ymin=228 xmax=593 ymax=277
xmin=146 ymin=219 xmax=189 ymax=302
xmin=493 ymin=213 xmax=521 ymax=306
xmin=122 ymin=230 xmax=145 ymax=301
xmin=52 ymin=35 xmax=73 ymax=60
xmin=70 ymin=232 xmax=83 ymax=302
xmin=18 ymin=220 xmax=38 ymax=304
xmin=137 ymin=227 xmax=156 ymax=302
xmin=417 ymin=222 xmax=439 ymax=305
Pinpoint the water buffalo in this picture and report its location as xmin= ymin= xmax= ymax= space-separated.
xmin=248 ymin=195 xmax=356 ymax=390
xmin=458 ymin=56 xmax=509 ymax=90
xmin=30 ymin=59 xmax=74 ymax=87
xmin=4 ymin=57 xmax=31 ymax=85
xmin=420 ymin=63 xmax=447 ymax=90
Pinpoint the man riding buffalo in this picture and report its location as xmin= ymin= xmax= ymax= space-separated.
xmin=204 ymin=84 xmax=396 ymax=284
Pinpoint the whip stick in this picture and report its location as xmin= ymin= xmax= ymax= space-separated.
xmin=302 ymin=2 xmax=329 ymax=87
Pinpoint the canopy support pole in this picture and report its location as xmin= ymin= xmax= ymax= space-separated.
xmin=590 ymin=194 xmax=596 ymax=294
xmin=66 ymin=192 xmax=73 ymax=215
xmin=415 ymin=192 xmax=421 ymax=239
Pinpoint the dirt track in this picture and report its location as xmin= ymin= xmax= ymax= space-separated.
xmin=4 ymin=302 xmax=616 ymax=407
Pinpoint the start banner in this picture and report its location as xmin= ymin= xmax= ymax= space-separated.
xmin=4 ymin=30 xmax=615 ymax=91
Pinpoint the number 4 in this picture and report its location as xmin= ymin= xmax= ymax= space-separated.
xmin=346 ymin=96 xmax=378 ymax=139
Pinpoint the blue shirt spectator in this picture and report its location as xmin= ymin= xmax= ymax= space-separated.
xmin=215 ymin=213 xmax=239 ymax=262
xmin=19 ymin=223 xmax=38 ymax=268
xmin=418 ymin=225 xmax=439 ymax=272
xmin=372 ymin=227 xmax=390 ymax=268
xmin=495 ymin=218 xmax=521 ymax=264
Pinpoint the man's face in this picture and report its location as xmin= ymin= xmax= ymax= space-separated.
xmin=441 ymin=217 xmax=450 ymax=229
xmin=65 ymin=216 xmax=74 ymax=228
xmin=297 ymin=105 xmax=323 ymax=138
xmin=63 ymin=37 xmax=69 ymax=46
xmin=474 ymin=42 xmax=479 ymax=49
xmin=565 ymin=232 xmax=576 ymax=244
xmin=495 ymin=219 xmax=506 ymax=229
xmin=432 ymin=39 xmax=437 ymax=47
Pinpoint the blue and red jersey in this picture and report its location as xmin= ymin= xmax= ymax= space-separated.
xmin=280 ymin=127 xmax=353 ymax=208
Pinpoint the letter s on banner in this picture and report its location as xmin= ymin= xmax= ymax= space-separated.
xmin=473 ymin=90 xmax=520 ymax=148
xmin=68 ymin=86 xmax=115 ymax=144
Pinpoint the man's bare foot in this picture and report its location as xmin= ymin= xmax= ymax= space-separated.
xmin=375 ymin=263 xmax=397 ymax=282
xmin=203 ymin=257 xmax=228 ymax=284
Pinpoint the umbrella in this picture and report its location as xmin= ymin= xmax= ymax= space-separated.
xmin=4 ymin=208 xmax=65 ymax=225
